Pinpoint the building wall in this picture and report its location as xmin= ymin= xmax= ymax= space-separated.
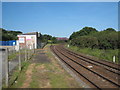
xmin=17 ymin=35 xmax=37 ymax=49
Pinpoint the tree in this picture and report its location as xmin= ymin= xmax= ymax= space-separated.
xmin=51 ymin=37 xmax=57 ymax=43
xmin=1 ymin=28 xmax=22 ymax=41
xmin=69 ymin=27 xmax=98 ymax=40
xmin=70 ymin=36 xmax=98 ymax=49
xmin=69 ymin=27 xmax=118 ymax=50
xmin=90 ymin=30 xmax=118 ymax=49
xmin=41 ymin=34 xmax=52 ymax=43
xmin=104 ymin=28 xmax=116 ymax=32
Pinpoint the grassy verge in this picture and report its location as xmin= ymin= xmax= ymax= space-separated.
xmin=29 ymin=44 xmax=80 ymax=88
xmin=6 ymin=44 xmax=81 ymax=88
xmin=45 ymin=44 xmax=80 ymax=88
xmin=2 ymin=61 xmax=30 ymax=88
xmin=66 ymin=45 xmax=119 ymax=63
xmin=10 ymin=62 xmax=30 ymax=88
xmin=2 ymin=49 xmax=34 ymax=88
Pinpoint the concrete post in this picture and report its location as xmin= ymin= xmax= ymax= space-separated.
xmin=113 ymin=56 xmax=116 ymax=63
xmin=5 ymin=48 xmax=9 ymax=87
xmin=25 ymin=46 xmax=27 ymax=61
xmin=19 ymin=46 xmax=21 ymax=71
xmin=28 ymin=48 xmax=29 ymax=60
xmin=67 ymin=44 xmax=69 ymax=48
xmin=0 ymin=49 xmax=2 ymax=90
xmin=33 ymin=44 xmax=35 ymax=53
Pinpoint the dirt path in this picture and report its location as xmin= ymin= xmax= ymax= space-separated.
xmin=21 ymin=63 xmax=35 ymax=88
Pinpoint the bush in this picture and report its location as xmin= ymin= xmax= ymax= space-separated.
xmin=70 ymin=36 xmax=98 ymax=49
xmin=69 ymin=27 xmax=119 ymax=50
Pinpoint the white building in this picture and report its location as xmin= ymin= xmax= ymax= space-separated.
xmin=16 ymin=32 xmax=41 ymax=50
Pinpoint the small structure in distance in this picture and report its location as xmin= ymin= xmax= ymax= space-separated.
xmin=56 ymin=37 xmax=68 ymax=41
xmin=17 ymin=32 xmax=41 ymax=50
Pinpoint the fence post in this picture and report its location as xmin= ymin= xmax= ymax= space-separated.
xmin=5 ymin=48 xmax=9 ymax=87
xmin=28 ymin=48 xmax=29 ymax=60
xmin=25 ymin=46 xmax=27 ymax=61
xmin=19 ymin=46 xmax=21 ymax=71
xmin=113 ymin=56 xmax=116 ymax=63
xmin=33 ymin=44 xmax=35 ymax=53
xmin=27 ymin=45 xmax=30 ymax=60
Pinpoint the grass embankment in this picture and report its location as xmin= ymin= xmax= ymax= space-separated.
xmin=66 ymin=45 xmax=119 ymax=63
xmin=7 ymin=44 xmax=80 ymax=88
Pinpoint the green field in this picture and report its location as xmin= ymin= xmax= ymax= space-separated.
xmin=66 ymin=45 xmax=119 ymax=64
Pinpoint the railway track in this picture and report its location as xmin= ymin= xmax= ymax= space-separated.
xmin=50 ymin=45 xmax=120 ymax=89
xmin=61 ymin=46 xmax=120 ymax=73
xmin=59 ymin=46 xmax=120 ymax=76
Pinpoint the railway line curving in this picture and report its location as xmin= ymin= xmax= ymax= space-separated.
xmin=50 ymin=45 xmax=120 ymax=89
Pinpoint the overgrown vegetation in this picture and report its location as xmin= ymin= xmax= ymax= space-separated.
xmin=68 ymin=27 xmax=119 ymax=63
xmin=69 ymin=27 xmax=119 ymax=50
xmin=67 ymin=45 xmax=119 ymax=63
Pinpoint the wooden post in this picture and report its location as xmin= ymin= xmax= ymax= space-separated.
xmin=5 ymin=48 xmax=9 ymax=87
xmin=19 ymin=46 xmax=21 ymax=71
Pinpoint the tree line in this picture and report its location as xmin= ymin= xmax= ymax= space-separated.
xmin=40 ymin=34 xmax=57 ymax=43
xmin=69 ymin=27 xmax=119 ymax=50
xmin=0 ymin=28 xmax=57 ymax=43
xmin=1 ymin=28 xmax=22 ymax=41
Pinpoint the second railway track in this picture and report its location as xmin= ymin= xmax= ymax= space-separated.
xmin=50 ymin=45 xmax=120 ymax=89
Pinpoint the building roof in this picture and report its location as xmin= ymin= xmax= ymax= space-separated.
xmin=21 ymin=32 xmax=41 ymax=37
xmin=56 ymin=37 xmax=68 ymax=40
xmin=22 ymin=32 xmax=38 ymax=35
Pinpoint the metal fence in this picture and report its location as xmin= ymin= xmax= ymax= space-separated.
xmin=2 ymin=45 xmax=35 ymax=87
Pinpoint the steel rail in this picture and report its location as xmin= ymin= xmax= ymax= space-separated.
xmin=50 ymin=45 xmax=102 ymax=89
xmin=51 ymin=45 xmax=120 ymax=88
xmin=59 ymin=46 xmax=120 ymax=75
xmin=62 ymin=46 xmax=120 ymax=71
